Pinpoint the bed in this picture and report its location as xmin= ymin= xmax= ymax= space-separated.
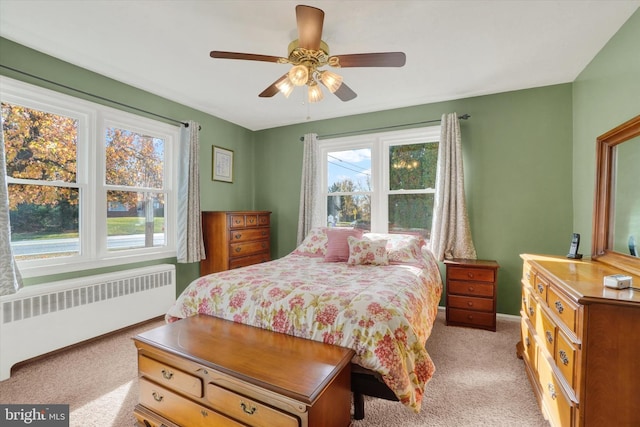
xmin=166 ymin=227 xmax=443 ymax=419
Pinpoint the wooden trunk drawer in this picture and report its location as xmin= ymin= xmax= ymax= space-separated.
xmin=139 ymin=378 xmax=244 ymax=427
xmin=448 ymin=294 xmax=493 ymax=312
xmin=229 ymin=253 xmax=271 ymax=270
xmin=138 ymin=355 xmax=203 ymax=398
xmin=448 ymin=281 xmax=494 ymax=298
xmin=206 ymin=383 xmax=299 ymax=427
xmin=229 ymin=228 xmax=270 ymax=243
xmin=447 ymin=266 xmax=495 ymax=282
xmin=447 ymin=308 xmax=495 ymax=328
xmin=230 ymin=240 xmax=270 ymax=258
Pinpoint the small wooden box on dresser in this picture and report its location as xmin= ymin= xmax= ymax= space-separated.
xmin=133 ymin=315 xmax=354 ymax=427
xmin=201 ymin=211 xmax=271 ymax=275
xmin=518 ymin=254 xmax=640 ymax=427
xmin=445 ymin=259 xmax=500 ymax=331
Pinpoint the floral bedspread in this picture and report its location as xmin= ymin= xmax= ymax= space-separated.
xmin=165 ymin=250 xmax=442 ymax=412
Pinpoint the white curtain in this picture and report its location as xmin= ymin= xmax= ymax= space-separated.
xmin=177 ymin=121 xmax=206 ymax=263
xmin=0 ymin=114 xmax=23 ymax=295
xmin=297 ymin=133 xmax=321 ymax=245
xmin=430 ymin=113 xmax=477 ymax=261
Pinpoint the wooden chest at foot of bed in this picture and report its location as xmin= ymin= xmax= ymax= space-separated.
xmin=133 ymin=315 xmax=354 ymax=427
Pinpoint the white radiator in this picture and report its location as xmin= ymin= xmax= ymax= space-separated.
xmin=0 ymin=264 xmax=176 ymax=380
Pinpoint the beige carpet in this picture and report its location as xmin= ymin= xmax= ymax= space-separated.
xmin=0 ymin=311 xmax=548 ymax=426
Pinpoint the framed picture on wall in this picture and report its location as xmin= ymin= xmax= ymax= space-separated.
xmin=212 ymin=145 xmax=233 ymax=183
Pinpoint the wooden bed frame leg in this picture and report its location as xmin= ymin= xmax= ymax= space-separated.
xmin=353 ymin=392 xmax=365 ymax=420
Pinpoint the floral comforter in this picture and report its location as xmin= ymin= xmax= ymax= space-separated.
xmin=165 ymin=250 xmax=442 ymax=412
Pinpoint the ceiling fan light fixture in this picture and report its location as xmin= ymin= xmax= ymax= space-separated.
xmin=319 ymin=70 xmax=343 ymax=93
xmin=288 ymin=64 xmax=309 ymax=86
xmin=308 ymin=81 xmax=323 ymax=103
xmin=275 ymin=77 xmax=295 ymax=98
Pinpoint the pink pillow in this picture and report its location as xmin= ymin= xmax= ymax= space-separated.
xmin=293 ymin=227 xmax=328 ymax=257
xmin=324 ymin=228 xmax=363 ymax=262
xmin=347 ymin=237 xmax=389 ymax=266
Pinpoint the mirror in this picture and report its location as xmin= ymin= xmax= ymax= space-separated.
xmin=592 ymin=114 xmax=640 ymax=276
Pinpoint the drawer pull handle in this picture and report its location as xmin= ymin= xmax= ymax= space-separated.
xmin=152 ymin=391 xmax=164 ymax=402
xmin=467 ymin=272 xmax=474 ymax=279
xmin=528 ymin=307 xmax=534 ymax=316
xmin=559 ymin=350 xmax=569 ymax=365
xmin=554 ymin=300 xmax=564 ymax=314
xmin=201 ymin=410 xmax=208 ymax=417
xmin=545 ymin=330 xmax=553 ymax=344
xmin=161 ymin=369 xmax=173 ymax=380
xmin=468 ymin=286 xmax=474 ymax=292
xmin=525 ymin=337 xmax=530 ymax=348
xmin=261 ymin=243 xmax=266 ymax=248
xmin=537 ymin=284 xmax=544 ymax=294
xmin=467 ymin=301 xmax=474 ymax=307
xmin=261 ymin=231 xmax=267 ymax=236
xmin=548 ymin=383 xmax=556 ymax=400
xmin=240 ymin=402 xmax=257 ymax=415
xmin=234 ymin=233 xmax=242 ymax=239
xmin=235 ymin=247 xmax=242 ymax=253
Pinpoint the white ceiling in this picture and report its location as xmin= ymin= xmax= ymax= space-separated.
xmin=1 ymin=1 xmax=638 ymax=131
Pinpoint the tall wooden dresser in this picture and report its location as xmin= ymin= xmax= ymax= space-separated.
xmin=518 ymin=254 xmax=640 ymax=426
xmin=200 ymin=211 xmax=271 ymax=275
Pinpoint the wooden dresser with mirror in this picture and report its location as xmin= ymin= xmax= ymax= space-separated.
xmin=518 ymin=115 xmax=640 ymax=426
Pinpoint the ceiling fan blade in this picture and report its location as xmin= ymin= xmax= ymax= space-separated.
xmin=334 ymin=82 xmax=357 ymax=102
xmin=296 ymin=5 xmax=324 ymax=50
xmin=259 ymin=74 xmax=289 ymax=98
xmin=210 ymin=51 xmax=286 ymax=63
xmin=331 ymin=52 xmax=406 ymax=68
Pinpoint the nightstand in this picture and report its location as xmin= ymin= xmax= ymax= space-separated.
xmin=445 ymin=259 xmax=499 ymax=331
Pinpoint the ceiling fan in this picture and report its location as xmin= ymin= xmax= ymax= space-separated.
xmin=210 ymin=4 xmax=406 ymax=103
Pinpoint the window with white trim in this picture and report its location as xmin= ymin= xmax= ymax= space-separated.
xmin=320 ymin=127 xmax=440 ymax=239
xmin=1 ymin=77 xmax=178 ymax=277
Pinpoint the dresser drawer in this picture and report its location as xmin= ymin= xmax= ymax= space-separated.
xmin=139 ymin=378 xmax=244 ymax=427
xmin=139 ymin=355 xmax=203 ymax=398
xmin=523 ymin=286 xmax=538 ymax=325
xmin=520 ymin=318 xmax=538 ymax=369
xmin=448 ymin=294 xmax=493 ymax=312
xmin=555 ymin=329 xmax=578 ymax=391
xmin=229 ymin=214 xmax=247 ymax=228
xmin=547 ymin=286 xmax=578 ymax=333
xmin=447 ymin=308 xmax=495 ymax=328
xmin=447 ymin=266 xmax=495 ymax=283
xmin=230 ymin=240 xmax=270 ymax=258
xmin=537 ymin=352 xmax=574 ymax=427
xmin=448 ymin=280 xmax=494 ymax=298
xmin=537 ymin=308 xmax=557 ymax=357
xmin=206 ymin=383 xmax=299 ymax=427
xmin=533 ymin=274 xmax=548 ymax=302
xmin=229 ymin=228 xmax=270 ymax=243
xmin=229 ymin=253 xmax=271 ymax=270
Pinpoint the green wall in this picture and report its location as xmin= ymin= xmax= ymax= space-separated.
xmin=0 ymin=37 xmax=256 ymax=292
xmin=254 ymin=85 xmax=574 ymax=315
xmin=572 ymin=8 xmax=640 ymax=252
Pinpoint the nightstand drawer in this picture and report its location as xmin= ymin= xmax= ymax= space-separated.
xmin=447 ymin=308 xmax=495 ymax=328
xmin=206 ymin=383 xmax=299 ymax=427
xmin=448 ymin=280 xmax=494 ymax=298
xmin=447 ymin=266 xmax=495 ymax=282
xmin=139 ymin=355 xmax=203 ymax=398
xmin=448 ymin=294 xmax=493 ymax=312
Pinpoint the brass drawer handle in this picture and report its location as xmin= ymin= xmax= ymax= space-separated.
xmin=234 ymin=233 xmax=242 ymax=239
xmin=537 ymin=284 xmax=544 ymax=294
xmin=467 ymin=272 xmax=474 ymax=279
xmin=261 ymin=231 xmax=268 ymax=236
xmin=240 ymin=402 xmax=257 ymax=415
xmin=545 ymin=330 xmax=553 ymax=344
xmin=152 ymin=391 xmax=164 ymax=402
xmin=467 ymin=286 xmax=475 ymax=292
xmin=559 ymin=350 xmax=569 ymax=365
xmin=161 ymin=369 xmax=173 ymax=380
xmin=201 ymin=410 xmax=208 ymax=417
xmin=467 ymin=301 xmax=474 ymax=307
xmin=235 ymin=247 xmax=242 ymax=253
xmin=554 ymin=300 xmax=564 ymax=314
xmin=548 ymin=383 xmax=557 ymax=400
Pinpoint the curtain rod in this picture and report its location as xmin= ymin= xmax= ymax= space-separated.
xmin=0 ymin=64 xmax=195 ymax=128
xmin=299 ymin=114 xmax=470 ymax=141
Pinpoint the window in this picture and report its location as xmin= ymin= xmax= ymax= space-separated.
xmin=320 ymin=127 xmax=440 ymax=239
xmin=1 ymin=77 xmax=178 ymax=277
